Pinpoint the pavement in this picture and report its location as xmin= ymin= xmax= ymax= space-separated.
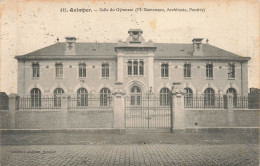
xmin=0 ymin=132 xmax=259 ymax=166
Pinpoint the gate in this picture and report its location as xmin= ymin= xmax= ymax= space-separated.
xmin=125 ymin=94 xmax=171 ymax=131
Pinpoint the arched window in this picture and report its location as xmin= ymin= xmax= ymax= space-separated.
xmin=77 ymin=88 xmax=88 ymax=106
xmin=31 ymin=88 xmax=41 ymax=107
xmin=226 ymin=88 xmax=237 ymax=106
xmin=133 ymin=61 xmax=138 ymax=75
xmin=54 ymin=88 xmax=64 ymax=107
xmin=139 ymin=61 xmax=144 ymax=75
xmin=160 ymin=88 xmax=171 ymax=106
xmin=100 ymin=88 xmax=111 ymax=106
xmin=130 ymin=86 xmax=142 ymax=106
xmin=184 ymin=88 xmax=193 ymax=107
xmin=204 ymin=88 xmax=215 ymax=107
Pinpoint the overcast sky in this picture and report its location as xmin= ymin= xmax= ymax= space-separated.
xmin=0 ymin=0 xmax=259 ymax=94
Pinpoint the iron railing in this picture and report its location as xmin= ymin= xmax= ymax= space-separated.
xmin=234 ymin=96 xmax=248 ymax=109
xmin=68 ymin=95 xmax=113 ymax=109
xmin=184 ymin=95 xmax=225 ymax=109
xmin=18 ymin=96 xmax=61 ymax=110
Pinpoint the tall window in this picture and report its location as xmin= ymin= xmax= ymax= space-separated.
xmin=161 ymin=64 xmax=169 ymax=78
xmin=127 ymin=61 xmax=132 ymax=75
xmin=206 ymin=64 xmax=213 ymax=78
xmin=133 ymin=61 xmax=138 ymax=75
xmin=32 ymin=63 xmax=40 ymax=78
xmin=204 ymin=88 xmax=215 ymax=107
xmin=31 ymin=88 xmax=41 ymax=107
xmin=79 ymin=63 xmax=86 ymax=78
xmin=54 ymin=88 xmax=64 ymax=107
xmin=226 ymin=88 xmax=237 ymax=106
xmin=102 ymin=64 xmax=109 ymax=78
xmin=184 ymin=88 xmax=193 ymax=106
xmin=77 ymin=88 xmax=88 ymax=106
xmin=184 ymin=64 xmax=191 ymax=78
xmin=55 ymin=63 xmax=63 ymax=78
xmin=127 ymin=60 xmax=144 ymax=76
xmin=160 ymin=88 xmax=170 ymax=106
xmin=228 ymin=64 xmax=235 ymax=78
xmin=139 ymin=61 xmax=144 ymax=75
xmin=100 ymin=88 xmax=111 ymax=106
xmin=130 ymin=86 xmax=142 ymax=106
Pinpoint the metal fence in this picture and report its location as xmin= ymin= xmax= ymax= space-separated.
xmin=68 ymin=95 xmax=113 ymax=109
xmin=184 ymin=95 xmax=258 ymax=109
xmin=18 ymin=96 xmax=61 ymax=110
xmin=184 ymin=95 xmax=225 ymax=109
xmin=234 ymin=96 xmax=248 ymax=109
xmin=125 ymin=95 xmax=171 ymax=130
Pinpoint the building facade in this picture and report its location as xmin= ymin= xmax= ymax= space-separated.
xmin=15 ymin=29 xmax=250 ymax=105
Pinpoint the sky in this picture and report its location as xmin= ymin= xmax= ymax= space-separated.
xmin=0 ymin=0 xmax=259 ymax=95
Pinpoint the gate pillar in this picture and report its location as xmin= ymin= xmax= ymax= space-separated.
xmin=8 ymin=93 xmax=19 ymax=129
xmin=112 ymin=89 xmax=126 ymax=129
xmin=171 ymin=83 xmax=185 ymax=131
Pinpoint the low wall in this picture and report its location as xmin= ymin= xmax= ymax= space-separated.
xmin=15 ymin=110 xmax=65 ymax=129
xmin=186 ymin=109 xmax=228 ymax=127
xmin=0 ymin=110 xmax=10 ymax=128
xmin=67 ymin=109 xmax=113 ymax=128
xmin=185 ymin=109 xmax=259 ymax=128
xmin=234 ymin=109 xmax=259 ymax=127
xmin=0 ymin=109 xmax=114 ymax=129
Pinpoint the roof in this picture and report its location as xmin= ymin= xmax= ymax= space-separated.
xmin=15 ymin=42 xmax=250 ymax=61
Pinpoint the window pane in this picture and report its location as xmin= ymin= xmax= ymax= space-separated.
xmin=79 ymin=64 xmax=86 ymax=78
xmin=228 ymin=64 xmax=235 ymax=78
xmin=102 ymin=64 xmax=109 ymax=78
xmin=32 ymin=64 xmax=40 ymax=78
xmin=161 ymin=64 xmax=168 ymax=77
xmin=133 ymin=61 xmax=138 ymax=75
xmin=83 ymin=68 xmax=86 ymax=77
xmin=206 ymin=64 xmax=213 ymax=78
xmin=137 ymin=96 xmax=141 ymax=105
xmin=128 ymin=61 xmax=132 ymax=75
xmin=184 ymin=64 xmax=191 ymax=78
xmin=161 ymin=67 xmax=164 ymax=77
xmin=55 ymin=64 xmax=63 ymax=77
xmin=106 ymin=68 xmax=109 ymax=77
xmin=131 ymin=96 xmax=135 ymax=105
xmin=139 ymin=61 xmax=144 ymax=75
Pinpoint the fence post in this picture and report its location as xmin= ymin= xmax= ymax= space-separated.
xmin=112 ymin=89 xmax=126 ymax=129
xmin=8 ymin=93 xmax=19 ymax=129
xmin=226 ymin=93 xmax=234 ymax=127
xmin=61 ymin=94 xmax=68 ymax=129
xmin=171 ymin=83 xmax=185 ymax=132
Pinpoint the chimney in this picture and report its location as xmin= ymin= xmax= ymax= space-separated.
xmin=192 ymin=38 xmax=204 ymax=56
xmin=57 ymin=37 xmax=59 ymax=42
xmin=65 ymin=37 xmax=76 ymax=55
